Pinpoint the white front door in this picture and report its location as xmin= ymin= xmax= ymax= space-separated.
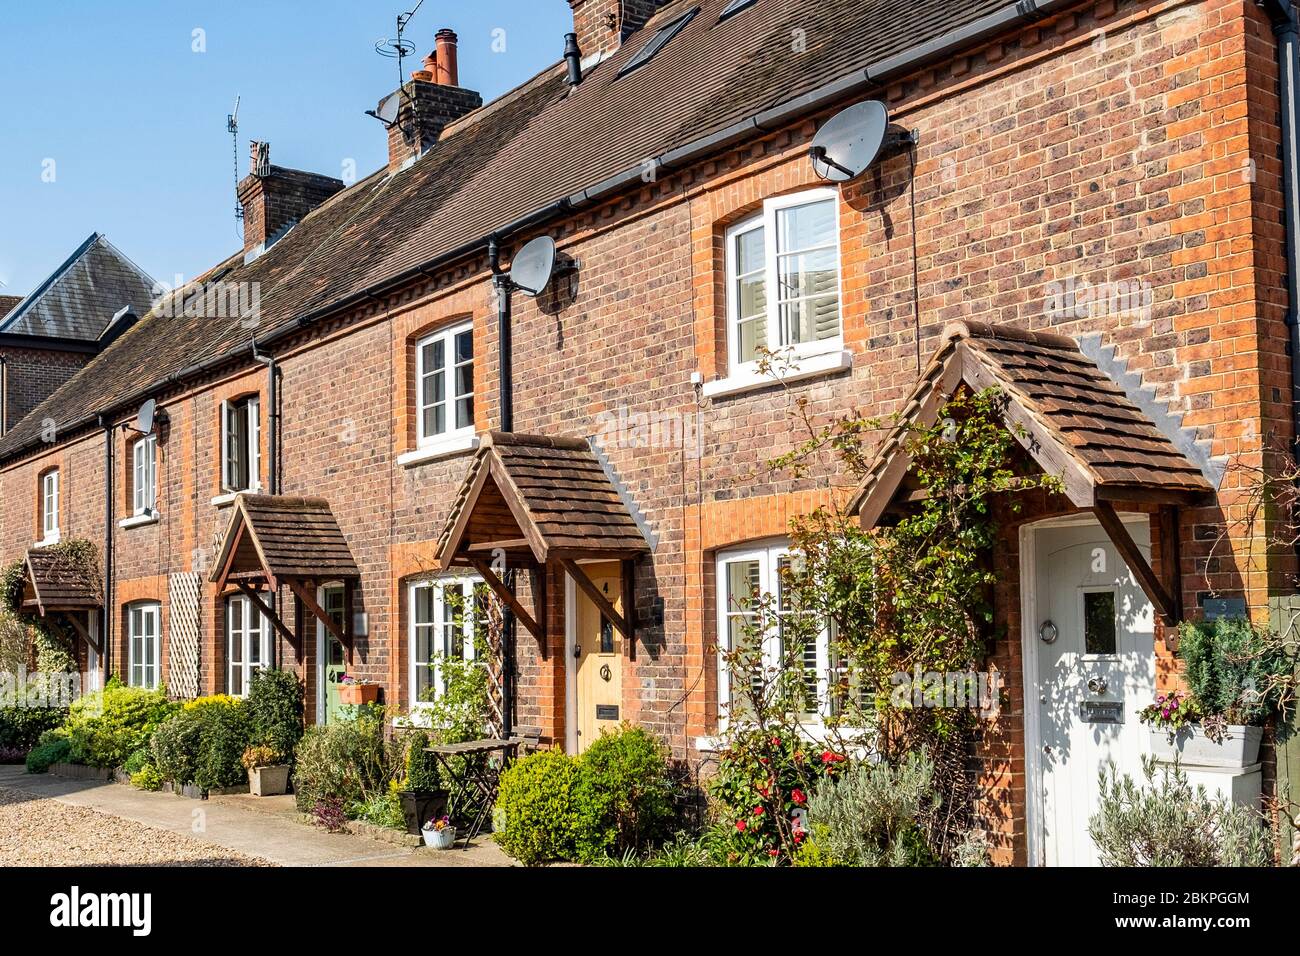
xmin=1028 ymin=517 xmax=1155 ymax=866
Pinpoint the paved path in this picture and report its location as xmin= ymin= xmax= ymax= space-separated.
xmin=0 ymin=765 xmax=513 ymax=867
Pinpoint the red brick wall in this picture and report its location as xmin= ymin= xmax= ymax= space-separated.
xmin=0 ymin=346 xmax=88 ymax=433
xmin=0 ymin=0 xmax=1291 ymax=866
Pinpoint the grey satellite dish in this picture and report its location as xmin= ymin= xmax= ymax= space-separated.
xmin=510 ymin=236 xmax=557 ymax=297
xmin=136 ymin=399 xmax=156 ymax=436
xmin=809 ymin=100 xmax=890 ymax=183
xmin=367 ymin=90 xmax=403 ymax=127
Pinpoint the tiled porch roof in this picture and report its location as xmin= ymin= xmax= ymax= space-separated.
xmin=210 ymin=495 xmax=360 ymax=588
xmin=23 ymin=547 xmax=102 ymax=615
xmin=852 ymin=321 xmax=1215 ymax=527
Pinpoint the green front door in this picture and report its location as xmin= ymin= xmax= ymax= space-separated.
xmin=321 ymin=585 xmax=347 ymax=724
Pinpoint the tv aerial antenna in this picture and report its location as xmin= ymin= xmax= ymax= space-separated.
xmin=368 ymin=0 xmax=426 ymax=129
xmin=228 ymin=95 xmax=243 ymax=232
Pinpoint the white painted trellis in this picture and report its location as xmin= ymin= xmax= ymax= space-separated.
xmin=168 ymin=572 xmax=202 ymax=699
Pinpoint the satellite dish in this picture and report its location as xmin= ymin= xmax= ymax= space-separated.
xmin=809 ymin=100 xmax=890 ymax=183
xmin=510 ymin=237 xmax=557 ymax=297
xmin=136 ymin=399 xmax=156 ymax=436
xmin=369 ymin=90 xmax=403 ymax=127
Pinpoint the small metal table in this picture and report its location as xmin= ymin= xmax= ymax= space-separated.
xmin=424 ymin=738 xmax=519 ymax=847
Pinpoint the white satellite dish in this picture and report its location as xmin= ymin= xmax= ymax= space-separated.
xmin=809 ymin=100 xmax=891 ymax=183
xmin=510 ymin=237 xmax=558 ymax=297
xmin=136 ymin=399 xmax=157 ymax=435
xmin=368 ymin=90 xmax=403 ymax=128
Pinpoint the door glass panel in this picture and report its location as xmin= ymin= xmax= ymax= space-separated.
xmin=1084 ymin=589 xmax=1117 ymax=655
xmin=600 ymin=617 xmax=614 ymax=654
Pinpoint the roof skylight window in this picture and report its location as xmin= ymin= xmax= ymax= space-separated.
xmin=618 ymin=7 xmax=700 ymax=77
xmin=719 ymin=0 xmax=759 ymax=20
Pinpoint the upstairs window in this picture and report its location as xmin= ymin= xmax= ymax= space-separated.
xmin=133 ymin=434 xmax=158 ymax=516
xmin=725 ymin=189 xmax=842 ymax=374
xmin=221 ymin=396 xmax=261 ymax=494
xmin=417 ymin=320 xmax=474 ymax=449
xmin=618 ymin=7 xmax=699 ymax=77
xmin=40 ymin=469 xmax=60 ymax=543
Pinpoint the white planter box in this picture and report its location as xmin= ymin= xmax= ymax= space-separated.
xmin=1149 ymin=724 xmax=1262 ymax=769
xmin=422 ymin=825 xmax=457 ymax=850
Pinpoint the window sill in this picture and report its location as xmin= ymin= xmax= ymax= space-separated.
xmin=119 ymin=512 xmax=159 ymax=530
xmin=33 ymin=534 xmax=61 ymax=549
xmin=397 ymin=433 xmax=480 ymax=469
xmin=211 ymin=488 xmax=259 ymax=508
xmin=701 ymin=349 xmax=853 ymax=399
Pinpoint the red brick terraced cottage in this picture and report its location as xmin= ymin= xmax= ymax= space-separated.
xmin=4 ymin=0 xmax=1300 ymax=865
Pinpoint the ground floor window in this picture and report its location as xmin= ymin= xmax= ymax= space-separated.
xmin=409 ymin=576 xmax=482 ymax=711
xmin=127 ymin=602 xmax=161 ymax=690
xmin=716 ymin=540 xmax=839 ymax=724
xmin=226 ymin=594 xmax=270 ymax=697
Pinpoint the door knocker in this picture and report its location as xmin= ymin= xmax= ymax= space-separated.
xmin=1038 ymin=620 xmax=1058 ymax=645
xmin=599 ymin=664 xmax=612 ymax=683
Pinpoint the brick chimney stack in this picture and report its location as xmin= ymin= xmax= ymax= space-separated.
xmin=384 ymin=29 xmax=482 ymax=172
xmin=238 ymin=142 xmax=344 ymax=261
xmin=567 ymin=0 xmax=665 ymax=59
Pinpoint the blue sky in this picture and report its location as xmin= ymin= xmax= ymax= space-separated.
xmin=0 ymin=1 xmax=572 ymax=296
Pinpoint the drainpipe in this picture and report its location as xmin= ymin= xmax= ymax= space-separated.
xmin=99 ymin=415 xmax=114 ymax=681
xmin=251 ymin=338 xmax=280 ymax=670
xmin=1261 ymin=0 xmax=1300 ymax=458
xmin=487 ymin=236 xmax=516 ymax=739
xmin=0 ymin=355 xmax=7 ymax=436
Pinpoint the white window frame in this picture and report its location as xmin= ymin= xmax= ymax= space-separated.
xmin=723 ymin=188 xmax=844 ymax=378
xmin=408 ymin=575 xmax=482 ymax=717
xmin=220 ymin=396 xmax=261 ymax=494
xmin=416 ymin=320 xmax=475 ymax=452
xmin=226 ymin=593 xmax=270 ymax=698
xmin=40 ymin=469 xmax=60 ymax=543
xmin=133 ymin=434 xmax=158 ymax=516
xmin=715 ymin=539 xmax=837 ymax=730
xmin=128 ymin=602 xmax=161 ymax=690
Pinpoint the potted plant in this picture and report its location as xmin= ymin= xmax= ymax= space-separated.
xmin=241 ymin=744 xmax=291 ymax=797
xmin=422 ymin=814 xmax=457 ymax=850
xmin=397 ymin=729 xmax=449 ymax=835
xmin=337 ymin=675 xmax=381 ymax=707
xmin=1142 ymin=617 xmax=1295 ymax=769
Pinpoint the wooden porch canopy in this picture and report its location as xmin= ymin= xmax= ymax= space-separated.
xmin=20 ymin=547 xmax=103 ymax=653
xmin=210 ymin=494 xmax=360 ymax=662
xmin=434 ymin=432 xmax=651 ymax=658
xmin=850 ymin=321 xmax=1215 ymax=627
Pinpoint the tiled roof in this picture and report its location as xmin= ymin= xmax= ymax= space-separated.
xmin=23 ymin=547 xmax=103 ymax=614
xmin=437 ymin=433 xmax=651 ymax=569
xmin=852 ymin=322 xmax=1215 ymax=526
xmin=210 ymin=494 xmax=360 ymax=586
xmin=0 ymin=233 xmax=155 ymax=341
xmin=0 ymin=0 xmax=1021 ymax=461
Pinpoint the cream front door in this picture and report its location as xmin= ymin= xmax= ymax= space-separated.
xmin=574 ymin=561 xmax=624 ymax=753
xmin=1031 ymin=518 xmax=1155 ymax=866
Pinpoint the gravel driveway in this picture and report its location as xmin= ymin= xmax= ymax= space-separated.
xmin=0 ymin=786 xmax=273 ymax=867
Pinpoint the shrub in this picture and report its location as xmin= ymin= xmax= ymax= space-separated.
xmin=402 ymin=729 xmax=442 ymax=792
xmin=150 ymin=695 xmax=251 ymax=791
xmin=356 ymin=784 xmax=407 ymax=831
xmin=1177 ymin=617 xmax=1293 ymax=726
xmin=122 ymin=747 xmax=151 ymax=775
xmin=311 ymin=797 xmax=348 ymax=833
xmin=245 ymin=669 xmax=304 ymax=764
xmin=573 ymin=725 xmax=675 ymax=861
xmin=494 ymin=749 xmax=584 ymax=865
xmin=25 ymin=737 xmax=70 ymax=773
xmin=131 ymin=764 xmax=163 ymax=791
xmin=800 ymin=752 xmax=937 ymax=866
xmin=0 ymin=698 xmax=67 ymax=752
xmin=292 ymin=711 xmax=395 ymax=814
xmin=241 ymin=744 xmax=278 ymax=770
xmin=1088 ymin=759 xmax=1272 ymax=866
xmin=63 ymin=679 xmax=178 ymax=768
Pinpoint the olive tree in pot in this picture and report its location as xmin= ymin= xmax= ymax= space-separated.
xmin=242 ymin=669 xmax=304 ymax=796
xmin=1143 ymin=617 xmax=1295 ymax=769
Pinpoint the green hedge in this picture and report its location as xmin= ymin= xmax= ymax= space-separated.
xmin=61 ymin=679 xmax=178 ymax=769
xmin=150 ymin=696 xmax=252 ymax=792
xmin=246 ymin=669 xmax=304 ymax=764
xmin=293 ymin=710 xmax=395 ymax=814
xmin=0 ymin=700 xmax=67 ymax=752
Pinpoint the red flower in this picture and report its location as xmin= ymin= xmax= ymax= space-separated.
xmin=791 ymin=788 xmax=806 ymax=805
xmin=759 ymin=787 xmax=770 ymax=798
xmin=753 ymin=805 xmax=765 ymax=816
xmin=793 ymin=829 xmax=805 ymax=844
xmin=821 ymin=750 xmax=834 ymax=764
xmin=759 ymin=757 xmax=769 ymax=765
xmin=770 ymin=736 xmax=781 ymax=747
xmin=768 ymin=849 xmax=779 ymax=857
xmin=736 ymin=820 xmax=747 ymax=832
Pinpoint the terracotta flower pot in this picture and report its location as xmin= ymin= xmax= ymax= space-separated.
xmin=338 ymin=683 xmax=380 ymax=706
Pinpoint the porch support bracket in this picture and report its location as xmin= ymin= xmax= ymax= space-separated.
xmin=468 ymin=557 xmax=545 ymax=657
xmin=286 ymin=579 xmax=353 ymax=666
xmin=1092 ymin=502 xmax=1179 ymax=628
xmin=62 ymin=613 xmax=100 ymax=655
xmin=560 ymin=558 xmax=634 ymax=651
xmin=235 ymin=581 xmax=299 ymax=649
